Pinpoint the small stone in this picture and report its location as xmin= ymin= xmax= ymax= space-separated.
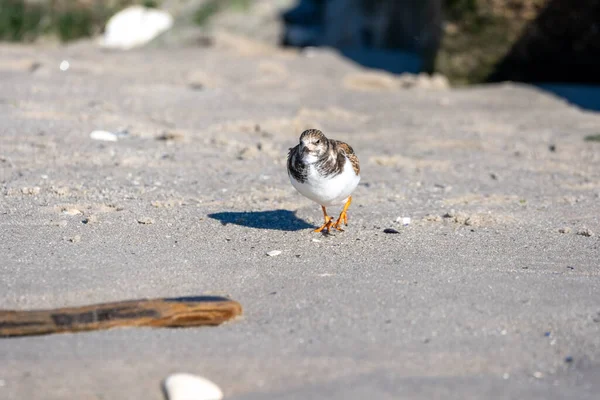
xmin=565 ymin=356 xmax=574 ymax=363
xmin=82 ymin=215 xmax=98 ymax=225
xmin=424 ymin=214 xmax=442 ymax=222
xmin=69 ymin=235 xmax=81 ymax=243
xmin=266 ymin=250 xmax=281 ymax=257
xmin=59 ymin=60 xmax=70 ymax=71
xmin=576 ymin=228 xmax=594 ymax=237
xmin=162 ymin=373 xmax=223 ymax=400
xmin=55 ymin=220 xmax=68 ymax=227
xmin=502 ymin=373 xmax=510 ymax=380
xmin=383 ymin=228 xmax=400 ymax=234
xmin=311 ymin=238 xmax=321 ymax=243
xmin=558 ymin=227 xmax=571 ymax=234
xmin=21 ymin=187 xmax=41 ymax=195
xmin=137 ymin=217 xmax=155 ymax=225
xmin=533 ymin=371 xmax=544 ymax=379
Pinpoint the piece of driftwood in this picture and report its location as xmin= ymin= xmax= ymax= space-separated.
xmin=0 ymin=296 xmax=242 ymax=338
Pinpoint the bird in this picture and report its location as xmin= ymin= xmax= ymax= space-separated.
xmin=287 ymin=129 xmax=360 ymax=233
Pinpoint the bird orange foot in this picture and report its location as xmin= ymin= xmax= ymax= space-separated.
xmin=332 ymin=210 xmax=348 ymax=231
xmin=314 ymin=215 xmax=334 ymax=233
xmin=315 ymin=197 xmax=353 ymax=233
xmin=332 ymin=196 xmax=352 ymax=231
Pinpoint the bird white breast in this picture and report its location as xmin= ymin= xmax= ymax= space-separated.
xmin=290 ymin=157 xmax=360 ymax=207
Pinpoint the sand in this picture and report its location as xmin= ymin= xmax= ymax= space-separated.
xmin=1 ymin=40 xmax=599 ymax=399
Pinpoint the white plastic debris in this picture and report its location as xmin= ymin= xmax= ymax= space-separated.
xmin=59 ymin=60 xmax=70 ymax=71
xmin=162 ymin=373 xmax=223 ymax=400
xmin=266 ymin=250 xmax=281 ymax=257
xmin=90 ymin=130 xmax=119 ymax=142
xmin=100 ymin=6 xmax=173 ymax=50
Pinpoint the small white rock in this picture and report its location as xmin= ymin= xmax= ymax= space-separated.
xmin=90 ymin=130 xmax=119 ymax=142
xmin=311 ymin=238 xmax=321 ymax=243
xmin=533 ymin=371 xmax=544 ymax=379
xmin=59 ymin=60 xmax=70 ymax=71
xmin=266 ymin=250 xmax=281 ymax=257
xmin=162 ymin=373 xmax=223 ymax=400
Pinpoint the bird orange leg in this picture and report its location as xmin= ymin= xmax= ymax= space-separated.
xmin=314 ymin=206 xmax=334 ymax=233
xmin=333 ymin=196 xmax=352 ymax=231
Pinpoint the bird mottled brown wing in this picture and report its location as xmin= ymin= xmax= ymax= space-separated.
xmin=332 ymin=140 xmax=360 ymax=175
xmin=287 ymin=144 xmax=308 ymax=183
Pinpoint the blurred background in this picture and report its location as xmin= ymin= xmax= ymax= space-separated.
xmin=1 ymin=0 xmax=599 ymax=110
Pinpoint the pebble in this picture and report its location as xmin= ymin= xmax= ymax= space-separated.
xmin=266 ymin=250 xmax=281 ymax=257
xmin=311 ymin=238 xmax=321 ymax=243
xmin=90 ymin=130 xmax=119 ymax=142
xmin=137 ymin=217 xmax=155 ymax=225
xmin=162 ymin=373 xmax=223 ymax=400
xmin=533 ymin=371 xmax=544 ymax=379
xmin=82 ymin=215 xmax=98 ymax=225
xmin=59 ymin=60 xmax=70 ymax=71
xmin=383 ymin=228 xmax=400 ymax=234
xmin=558 ymin=227 xmax=571 ymax=234
xmin=576 ymin=227 xmax=594 ymax=237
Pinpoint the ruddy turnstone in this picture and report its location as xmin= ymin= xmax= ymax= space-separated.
xmin=287 ymin=129 xmax=360 ymax=233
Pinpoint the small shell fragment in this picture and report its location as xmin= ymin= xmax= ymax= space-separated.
xmin=266 ymin=250 xmax=281 ymax=257
xmin=162 ymin=373 xmax=223 ymax=400
xmin=90 ymin=130 xmax=118 ymax=142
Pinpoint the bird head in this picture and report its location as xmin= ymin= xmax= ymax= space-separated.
xmin=299 ymin=129 xmax=328 ymax=161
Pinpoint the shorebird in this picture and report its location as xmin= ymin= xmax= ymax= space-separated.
xmin=287 ymin=129 xmax=360 ymax=233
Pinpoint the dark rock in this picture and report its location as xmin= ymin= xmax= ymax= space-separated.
xmin=488 ymin=0 xmax=600 ymax=84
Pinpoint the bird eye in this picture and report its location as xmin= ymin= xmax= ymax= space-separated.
xmin=315 ymin=140 xmax=320 ymax=144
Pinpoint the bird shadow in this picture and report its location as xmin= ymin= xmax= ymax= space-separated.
xmin=207 ymin=209 xmax=315 ymax=232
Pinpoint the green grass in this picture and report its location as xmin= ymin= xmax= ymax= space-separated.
xmin=584 ymin=134 xmax=600 ymax=142
xmin=0 ymin=0 xmax=159 ymax=43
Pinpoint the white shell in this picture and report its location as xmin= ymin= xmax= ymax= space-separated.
xmin=100 ymin=6 xmax=173 ymax=50
xmin=90 ymin=130 xmax=118 ymax=142
xmin=162 ymin=373 xmax=223 ymax=400
xmin=266 ymin=250 xmax=282 ymax=257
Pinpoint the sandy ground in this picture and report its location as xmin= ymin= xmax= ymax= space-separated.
xmin=1 ymin=41 xmax=599 ymax=399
